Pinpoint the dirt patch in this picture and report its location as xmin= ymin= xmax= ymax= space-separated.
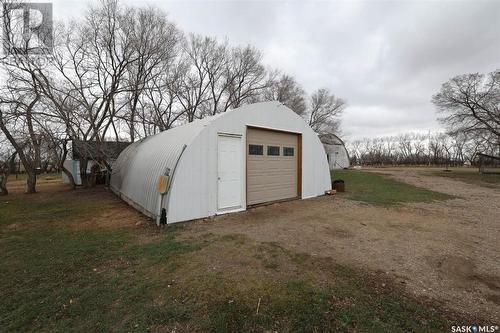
xmin=70 ymin=202 xmax=149 ymax=231
xmin=4 ymin=178 xmax=69 ymax=195
xmin=1 ymin=179 xmax=157 ymax=245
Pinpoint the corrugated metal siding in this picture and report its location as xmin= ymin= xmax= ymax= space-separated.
xmin=110 ymin=116 xmax=220 ymax=218
xmin=323 ymin=144 xmax=350 ymax=169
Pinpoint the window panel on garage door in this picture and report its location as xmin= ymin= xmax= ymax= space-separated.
xmin=247 ymin=127 xmax=299 ymax=205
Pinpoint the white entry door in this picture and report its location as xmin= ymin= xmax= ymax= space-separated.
xmin=217 ymin=135 xmax=243 ymax=211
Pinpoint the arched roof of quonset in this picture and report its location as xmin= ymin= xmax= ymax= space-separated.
xmin=319 ymin=133 xmax=345 ymax=146
xmin=319 ymin=133 xmax=351 ymax=161
xmin=110 ymin=114 xmax=223 ymax=217
xmin=111 ymin=101 xmax=331 ymax=223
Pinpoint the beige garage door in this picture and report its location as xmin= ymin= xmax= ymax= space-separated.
xmin=247 ymin=127 xmax=299 ymax=205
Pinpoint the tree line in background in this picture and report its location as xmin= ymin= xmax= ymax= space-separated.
xmin=348 ymin=131 xmax=497 ymax=167
xmin=0 ymin=0 xmax=345 ymax=194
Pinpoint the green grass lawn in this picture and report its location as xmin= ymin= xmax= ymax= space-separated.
xmin=331 ymin=170 xmax=453 ymax=205
xmin=430 ymin=169 xmax=500 ymax=188
xmin=0 ymin=186 xmax=463 ymax=332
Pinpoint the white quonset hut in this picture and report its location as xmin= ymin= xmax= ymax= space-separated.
xmin=111 ymin=102 xmax=331 ymax=224
xmin=319 ymin=134 xmax=350 ymax=170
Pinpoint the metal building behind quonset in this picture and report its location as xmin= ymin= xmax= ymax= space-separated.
xmin=319 ymin=134 xmax=350 ymax=170
xmin=111 ymin=102 xmax=331 ymax=224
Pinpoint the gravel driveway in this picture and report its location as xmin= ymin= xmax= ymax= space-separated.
xmin=183 ymin=170 xmax=500 ymax=322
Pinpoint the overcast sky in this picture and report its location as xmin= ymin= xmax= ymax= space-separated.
xmin=53 ymin=0 xmax=500 ymax=141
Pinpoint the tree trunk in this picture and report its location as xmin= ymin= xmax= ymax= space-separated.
xmin=79 ymin=159 xmax=89 ymax=188
xmin=0 ymin=173 xmax=8 ymax=195
xmin=8 ymin=153 xmax=17 ymax=174
xmin=62 ymin=165 xmax=76 ymax=190
xmin=0 ymin=154 xmax=16 ymax=195
xmin=0 ymin=112 xmax=38 ymax=194
xmin=26 ymin=171 xmax=36 ymax=194
xmin=60 ymin=140 xmax=76 ymax=189
xmin=89 ymin=163 xmax=99 ymax=188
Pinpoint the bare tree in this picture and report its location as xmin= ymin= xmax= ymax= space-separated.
xmin=350 ymin=140 xmax=362 ymax=165
xmin=428 ymin=133 xmax=444 ymax=165
xmin=262 ymin=73 xmax=307 ymax=115
xmin=225 ymin=45 xmax=269 ymax=109
xmin=0 ymin=56 xmax=45 ymax=193
xmin=39 ymin=0 xmax=143 ymax=186
xmin=0 ymin=0 xmax=56 ymax=193
xmin=39 ymin=121 xmax=76 ymax=188
xmin=432 ymin=71 xmax=500 ymax=140
xmin=144 ymin=58 xmax=190 ymax=133
xmin=121 ymin=6 xmax=182 ymax=141
xmin=202 ymin=37 xmax=232 ymax=116
xmin=307 ymin=88 xmax=346 ymax=134
xmin=177 ymin=34 xmax=212 ymax=122
xmin=0 ymin=105 xmax=40 ymax=193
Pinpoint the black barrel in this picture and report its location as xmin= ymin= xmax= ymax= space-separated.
xmin=332 ymin=179 xmax=345 ymax=192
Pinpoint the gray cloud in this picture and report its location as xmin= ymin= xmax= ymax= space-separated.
xmin=53 ymin=0 xmax=500 ymax=141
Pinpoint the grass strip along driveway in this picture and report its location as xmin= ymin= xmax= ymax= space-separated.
xmin=430 ymin=169 xmax=500 ymax=188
